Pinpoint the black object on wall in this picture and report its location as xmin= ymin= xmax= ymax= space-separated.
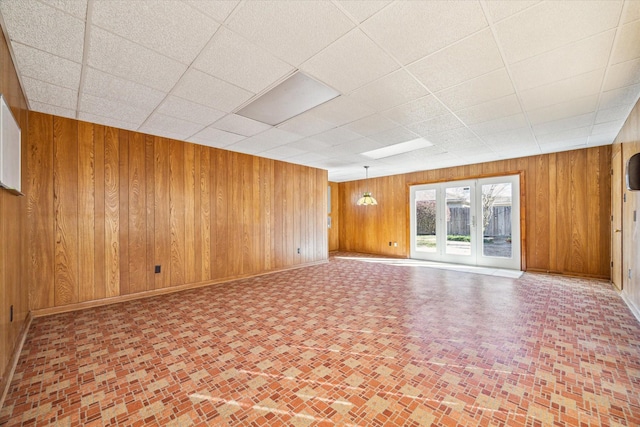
xmin=627 ymin=153 xmax=640 ymax=191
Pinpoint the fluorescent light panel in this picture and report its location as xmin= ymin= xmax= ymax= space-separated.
xmin=237 ymin=72 xmax=340 ymax=126
xmin=361 ymin=137 xmax=433 ymax=159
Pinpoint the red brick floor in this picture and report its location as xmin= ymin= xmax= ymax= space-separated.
xmin=1 ymin=253 xmax=639 ymax=426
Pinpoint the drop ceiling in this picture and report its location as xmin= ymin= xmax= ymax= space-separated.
xmin=1 ymin=0 xmax=639 ymax=182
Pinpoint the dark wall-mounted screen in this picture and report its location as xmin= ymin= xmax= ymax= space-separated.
xmin=627 ymin=152 xmax=640 ymax=191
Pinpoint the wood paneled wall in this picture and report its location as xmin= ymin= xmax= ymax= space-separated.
xmin=614 ymin=97 xmax=640 ymax=317
xmin=339 ymin=146 xmax=611 ymax=278
xmin=0 ymin=29 xmax=29 ymax=403
xmin=27 ymin=112 xmax=328 ymax=311
xmin=328 ymin=182 xmax=339 ymax=251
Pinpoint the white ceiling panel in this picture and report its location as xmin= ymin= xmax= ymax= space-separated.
xmin=409 ymin=29 xmax=503 ymax=93
xmin=509 ymin=31 xmax=614 ymax=92
xmin=361 ymin=0 xmax=487 ymax=65
xmin=87 ymin=27 xmax=187 ymax=92
xmin=139 ymin=112 xmax=204 ymax=140
xmin=343 ymin=114 xmax=398 ymax=136
xmin=350 ymin=70 xmax=429 ymax=112
xmin=91 ymin=0 xmax=219 ymax=64
xmin=301 ymin=29 xmax=399 ymax=94
xmin=470 ymin=113 xmax=528 ymax=136
xmin=184 ymin=0 xmax=240 ymax=23
xmin=29 ymin=101 xmax=75 ymax=119
xmin=21 ymin=76 xmax=77 ymax=110
xmin=436 ymin=68 xmax=515 ymax=112
xmin=277 ymin=113 xmax=336 ymax=137
xmin=532 ymin=113 xmax=595 ymax=136
xmin=526 ymin=94 xmax=599 ymax=125
xmin=610 ymin=20 xmax=640 ymax=65
xmin=455 ymin=94 xmax=522 ymax=125
xmin=83 ymin=67 xmax=166 ymax=111
xmin=495 ymin=1 xmax=622 ymax=64
xmin=226 ymin=1 xmax=354 ymax=66
xmin=484 ymin=1 xmax=541 ymax=23
xmin=173 ymin=69 xmax=253 ymax=113
xmin=78 ymin=93 xmax=151 ymax=126
xmin=602 ymin=58 xmax=640 ymax=91
xmin=156 ymin=96 xmax=226 ymax=126
xmin=194 ymin=28 xmax=294 ymax=94
xmin=518 ymin=69 xmax=605 ymax=111
xmin=0 ymin=0 xmax=84 ymax=62
xmin=334 ymin=0 xmax=392 ymax=23
xmin=188 ymin=127 xmax=245 ymax=149
xmin=212 ymin=114 xmax=272 ymax=137
xmin=11 ymin=42 xmax=81 ymax=90
xmin=3 ymin=0 xmax=640 ymax=181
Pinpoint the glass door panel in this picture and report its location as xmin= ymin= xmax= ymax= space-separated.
xmin=445 ymin=185 xmax=472 ymax=257
xmin=481 ymin=182 xmax=513 ymax=259
xmin=415 ymin=188 xmax=437 ymax=253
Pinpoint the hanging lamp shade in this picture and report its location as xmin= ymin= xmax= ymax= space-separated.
xmin=356 ymin=166 xmax=378 ymax=206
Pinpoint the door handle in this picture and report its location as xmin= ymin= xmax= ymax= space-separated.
xmin=615 ymin=229 xmax=621 ymax=233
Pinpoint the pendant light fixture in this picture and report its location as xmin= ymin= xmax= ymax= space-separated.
xmin=357 ymin=166 xmax=378 ymax=206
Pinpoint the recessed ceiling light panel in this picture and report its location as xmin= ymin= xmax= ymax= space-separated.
xmin=237 ymin=72 xmax=340 ymax=126
xmin=361 ymin=137 xmax=433 ymax=159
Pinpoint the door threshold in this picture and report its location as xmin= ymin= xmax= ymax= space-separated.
xmin=408 ymin=259 xmax=523 ymax=278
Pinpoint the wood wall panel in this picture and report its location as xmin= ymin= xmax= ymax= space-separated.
xmin=339 ymin=146 xmax=611 ymax=278
xmin=328 ymin=182 xmax=339 ymax=252
xmin=25 ymin=112 xmax=329 ymax=314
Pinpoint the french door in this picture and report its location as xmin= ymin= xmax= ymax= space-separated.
xmin=410 ymin=175 xmax=521 ymax=270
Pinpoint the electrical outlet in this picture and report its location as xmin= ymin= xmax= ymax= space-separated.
xmin=630 ymin=269 xmax=633 ymax=279
xmin=389 ymin=242 xmax=392 ymax=246
xmin=297 ymin=248 xmax=301 ymax=254
xmin=155 ymin=265 xmax=161 ymax=274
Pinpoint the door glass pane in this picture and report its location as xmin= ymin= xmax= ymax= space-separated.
xmin=445 ymin=186 xmax=471 ymax=255
xmin=481 ymin=183 xmax=512 ymax=258
xmin=415 ymin=189 xmax=437 ymax=253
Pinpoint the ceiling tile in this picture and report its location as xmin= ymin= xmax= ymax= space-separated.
xmin=510 ymin=31 xmax=614 ymax=92
xmin=312 ymin=127 xmax=362 ymax=145
xmin=495 ymin=1 xmax=622 ymax=64
xmin=83 ymin=67 xmax=166 ymax=111
xmin=588 ymin=132 xmax=619 ymax=146
xmin=382 ymin=95 xmax=450 ymax=126
xmin=455 ymin=94 xmax=522 ymax=125
xmin=409 ymin=29 xmax=503 ymax=93
xmin=436 ymin=68 xmax=515 ymax=111
xmin=333 ymin=137 xmax=384 ymax=155
xmin=602 ymin=58 xmax=640 ymax=91
xmin=611 ymin=20 xmax=640 ymax=65
xmin=369 ymin=127 xmax=420 ymax=146
xmin=469 ymin=113 xmax=528 ymax=136
xmin=29 ymin=101 xmax=76 ymax=119
xmin=526 ymin=94 xmax=599 ymax=125
xmin=188 ymin=126 xmax=245 ymax=148
xmin=532 ymin=113 xmax=595 ymax=136
xmin=406 ymin=114 xmax=465 ymax=137
xmin=518 ymin=69 xmax=605 ymax=111
xmin=282 ymin=151 xmax=330 ymax=167
xmin=595 ymin=104 xmax=633 ymax=124
xmin=599 ymin=84 xmax=640 ymax=110
xmin=184 ymin=0 xmax=240 ymax=23
xmin=536 ymin=126 xmax=592 ymax=145
xmin=44 ymin=0 xmax=88 ymax=19
xmin=194 ymin=28 xmax=294 ymax=94
xmin=427 ymin=128 xmax=478 ymax=147
xmin=173 ymin=68 xmax=253 ymax=113
xmin=481 ymin=127 xmax=537 ymax=147
xmin=87 ymin=27 xmax=186 ymax=92
xmin=21 ymin=76 xmax=77 ymax=110
xmin=78 ymin=93 xmax=150 ymax=126
xmin=212 ymin=114 xmax=272 ymax=137
xmin=277 ymin=113 xmax=336 ymax=137
xmin=139 ymin=112 xmax=204 ymax=140
xmin=156 ymin=96 xmax=226 ymax=126
xmin=350 ymin=70 xmax=429 ymax=111
xmin=343 ymin=114 xmax=398 ymax=136
xmin=301 ymin=29 xmax=399 ymax=93
xmin=236 ymin=128 xmax=301 ymax=149
xmin=538 ymin=137 xmax=588 ymax=153
xmin=11 ymin=42 xmax=81 ymax=90
xmin=484 ymin=1 xmax=541 ymax=23
xmin=259 ymin=145 xmax=306 ymax=161
xmin=0 ymin=0 xmax=85 ymax=62
xmin=226 ymin=1 xmax=354 ymax=65
xmin=361 ymin=1 xmax=487 ymax=65
xmin=591 ymin=119 xmax=625 ymax=136
xmin=623 ymin=0 xmax=640 ymax=23
xmin=308 ymin=95 xmax=374 ymax=127
xmin=334 ymin=0 xmax=392 ymax=23
xmin=289 ymin=137 xmax=333 ymax=153
xmin=91 ymin=0 xmax=219 ymax=64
